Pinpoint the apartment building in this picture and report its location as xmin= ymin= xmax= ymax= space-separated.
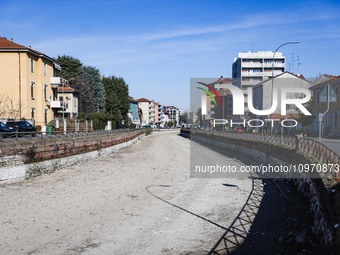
xmin=232 ymin=51 xmax=286 ymax=84
xmin=137 ymin=98 xmax=154 ymax=126
xmin=154 ymin=101 xmax=159 ymax=124
xmin=0 ymin=37 xmax=67 ymax=126
xmin=55 ymin=86 xmax=78 ymax=119
xmin=158 ymin=104 xmax=168 ymax=128
xmin=165 ymin=106 xmax=179 ymax=124
xmin=128 ymin=97 xmax=141 ymax=127
xmin=232 ymin=51 xmax=286 ymax=116
xmin=308 ymin=76 xmax=340 ymax=136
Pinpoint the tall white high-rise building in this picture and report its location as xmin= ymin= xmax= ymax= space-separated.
xmin=232 ymin=51 xmax=286 ymax=86
xmin=232 ymin=51 xmax=286 ymax=115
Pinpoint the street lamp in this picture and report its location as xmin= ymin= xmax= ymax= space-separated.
xmin=271 ymin=41 xmax=300 ymax=135
xmin=271 ymin=41 xmax=300 ymax=79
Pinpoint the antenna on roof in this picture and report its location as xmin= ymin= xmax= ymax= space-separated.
xmin=291 ymin=53 xmax=295 ymax=74
xmin=297 ymin=55 xmax=302 ymax=74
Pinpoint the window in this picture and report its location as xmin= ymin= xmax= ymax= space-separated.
xmin=31 ymin=81 xmax=35 ymax=99
xmin=316 ymin=92 xmax=320 ymax=103
xmin=30 ymin=58 xmax=34 ymax=73
xmin=44 ymin=109 xmax=48 ymax=125
xmin=43 ymin=62 xmax=47 ymax=76
xmin=31 ymin=107 xmax=35 ymax=119
xmin=44 ymin=84 xmax=48 ymax=100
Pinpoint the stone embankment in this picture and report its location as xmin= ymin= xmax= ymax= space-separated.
xmin=0 ymin=129 xmax=150 ymax=183
xmin=182 ymin=128 xmax=336 ymax=248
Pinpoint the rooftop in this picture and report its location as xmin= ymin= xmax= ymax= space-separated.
xmin=0 ymin=36 xmax=58 ymax=64
xmin=136 ymin=98 xmax=150 ymax=103
xmin=310 ymin=76 xmax=340 ymax=90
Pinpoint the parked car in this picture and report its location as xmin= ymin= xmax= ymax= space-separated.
xmin=0 ymin=121 xmax=13 ymax=137
xmin=6 ymin=121 xmax=37 ymax=136
xmin=235 ymin=127 xmax=244 ymax=133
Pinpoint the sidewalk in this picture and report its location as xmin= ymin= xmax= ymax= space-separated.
xmin=306 ymin=137 xmax=340 ymax=155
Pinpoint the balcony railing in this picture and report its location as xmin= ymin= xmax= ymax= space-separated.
xmin=50 ymin=77 xmax=68 ymax=88
xmin=263 ymin=62 xmax=285 ymax=68
xmin=242 ymin=71 xmax=283 ymax=77
xmin=51 ymin=101 xmax=68 ymax=109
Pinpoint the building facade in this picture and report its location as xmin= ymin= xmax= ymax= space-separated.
xmin=309 ymin=76 xmax=340 ymax=137
xmin=252 ymin=72 xmax=311 ymax=115
xmin=158 ymin=104 xmax=168 ymax=128
xmin=252 ymin=72 xmax=311 ymax=133
xmin=154 ymin=101 xmax=159 ymax=124
xmin=128 ymin=97 xmax=140 ymax=127
xmin=164 ymin=106 xmax=179 ymax=125
xmin=0 ymin=37 xmax=70 ymax=126
xmin=232 ymin=51 xmax=286 ymax=116
xmin=55 ymin=86 xmax=78 ymax=119
xmin=232 ymin=51 xmax=286 ymax=85
xmin=137 ymin=98 xmax=152 ymax=126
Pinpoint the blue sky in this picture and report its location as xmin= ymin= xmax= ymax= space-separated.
xmin=1 ymin=0 xmax=340 ymax=110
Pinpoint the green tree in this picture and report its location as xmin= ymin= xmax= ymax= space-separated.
xmin=102 ymin=76 xmax=130 ymax=122
xmin=56 ymin=55 xmax=82 ymax=79
xmin=75 ymin=66 xmax=105 ymax=115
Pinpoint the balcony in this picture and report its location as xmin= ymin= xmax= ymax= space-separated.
xmin=242 ymin=71 xmax=283 ymax=77
xmin=51 ymin=100 xmax=68 ymax=109
xmin=263 ymin=62 xmax=285 ymax=68
xmin=50 ymin=77 xmax=68 ymax=88
xmin=242 ymin=62 xmax=263 ymax=67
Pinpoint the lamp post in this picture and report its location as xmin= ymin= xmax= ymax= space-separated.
xmin=271 ymin=41 xmax=300 ymax=135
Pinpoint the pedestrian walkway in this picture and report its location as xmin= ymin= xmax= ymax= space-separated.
xmin=307 ymin=137 xmax=340 ymax=155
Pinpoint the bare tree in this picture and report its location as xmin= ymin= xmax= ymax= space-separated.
xmin=0 ymin=95 xmax=21 ymax=119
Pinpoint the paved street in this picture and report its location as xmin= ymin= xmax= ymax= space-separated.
xmin=319 ymin=139 xmax=340 ymax=155
xmin=309 ymin=137 xmax=340 ymax=155
xmin=0 ymin=131 xmax=252 ymax=255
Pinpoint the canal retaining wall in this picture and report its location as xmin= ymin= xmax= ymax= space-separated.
xmin=182 ymin=128 xmax=335 ymax=248
xmin=0 ymin=130 xmax=149 ymax=183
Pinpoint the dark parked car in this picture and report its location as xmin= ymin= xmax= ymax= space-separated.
xmin=0 ymin=121 xmax=13 ymax=137
xmin=6 ymin=121 xmax=37 ymax=136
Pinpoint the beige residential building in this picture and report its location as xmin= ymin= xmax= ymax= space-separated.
xmin=0 ymin=37 xmax=63 ymax=126
xmin=56 ymin=86 xmax=78 ymax=119
xmin=136 ymin=98 xmax=152 ymax=126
